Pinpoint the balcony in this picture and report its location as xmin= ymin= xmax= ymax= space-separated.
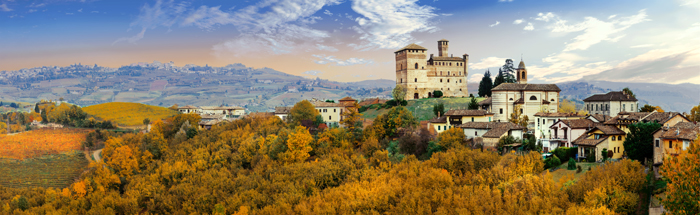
xmin=544 ymin=135 xmax=568 ymax=140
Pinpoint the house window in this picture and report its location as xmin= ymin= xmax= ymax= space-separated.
xmin=475 ymin=131 xmax=477 ymax=136
xmin=606 ymin=104 xmax=609 ymax=111
xmin=460 ymin=79 xmax=462 ymax=83
xmin=612 ymin=136 xmax=616 ymax=141
xmin=459 ymin=71 xmax=462 ymax=76
xmin=655 ymin=139 xmax=659 ymax=147
xmin=448 ymin=71 xmax=451 ymax=76
xmin=669 ymin=140 xmax=673 ymax=148
xmin=438 ymin=126 xmax=440 ymax=131
xmin=443 ymin=126 xmax=447 ymax=130
xmin=595 ymin=134 xmax=603 ymax=139
xmin=618 ymin=136 xmax=622 ymax=141
xmin=684 ymin=141 xmax=690 ymax=150
xmin=500 ymin=109 xmax=503 ymax=114
xmin=471 ymin=117 xmax=474 ymax=122
xmin=529 ymin=95 xmax=537 ymax=100
xmin=329 ymin=116 xmax=332 ymax=120
xmin=623 ymin=104 xmax=626 ymax=111
xmin=334 ymin=109 xmax=336 ymax=113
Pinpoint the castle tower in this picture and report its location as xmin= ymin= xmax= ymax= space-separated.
xmin=395 ymin=43 xmax=428 ymax=100
xmin=438 ymin=39 xmax=449 ymax=57
xmin=517 ymin=60 xmax=527 ymax=84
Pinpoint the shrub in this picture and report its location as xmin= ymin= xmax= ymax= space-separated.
xmin=545 ymin=155 xmax=562 ymax=169
xmin=385 ymin=100 xmax=397 ymax=107
xmin=576 ymin=165 xmax=582 ymax=173
xmin=433 ymin=90 xmax=443 ymax=98
xmin=567 ymin=158 xmax=576 ymax=170
xmin=400 ymin=100 xmax=407 ymax=106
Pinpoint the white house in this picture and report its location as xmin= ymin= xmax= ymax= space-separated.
xmin=545 ymin=119 xmax=597 ymax=152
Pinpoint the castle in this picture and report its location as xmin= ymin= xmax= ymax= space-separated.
xmin=395 ymin=39 xmax=469 ymax=100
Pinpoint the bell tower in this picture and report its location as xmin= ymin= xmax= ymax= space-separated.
xmin=438 ymin=39 xmax=449 ymax=57
xmin=517 ymin=59 xmax=527 ymax=84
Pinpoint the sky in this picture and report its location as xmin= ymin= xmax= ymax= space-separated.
xmin=1 ymin=0 xmax=699 ymax=84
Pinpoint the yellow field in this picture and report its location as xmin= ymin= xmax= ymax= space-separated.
xmin=83 ymin=102 xmax=179 ymax=126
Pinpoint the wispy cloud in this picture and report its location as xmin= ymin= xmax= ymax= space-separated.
xmin=548 ymin=9 xmax=650 ymax=51
xmin=498 ymin=0 xmax=514 ymax=2
xmin=534 ymin=12 xmax=555 ymax=22
xmin=0 ymin=4 xmax=12 ymax=12
xmin=28 ymin=3 xmax=46 ymax=8
xmin=630 ymin=44 xmax=654 ymax=48
xmin=513 ymin=19 xmax=524 ymax=24
xmin=350 ymin=0 xmax=439 ymax=50
xmin=303 ymin=70 xmax=324 ymax=76
xmin=323 ymin=9 xmax=332 ymax=16
xmin=312 ymin=54 xmax=374 ymax=66
xmin=489 ymin=21 xmax=500 ymax=27
xmin=78 ymin=8 xmax=82 ymax=13
xmin=524 ymin=22 xmax=534 ymax=31
xmin=468 ymin=57 xmax=508 ymax=70
xmin=316 ymin=44 xmax=339 ymax=52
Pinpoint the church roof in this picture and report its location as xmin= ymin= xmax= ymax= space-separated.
xmin=491 ymin=83 xmax=561 ymax=92
xmin=395 ymin=43 xmax=427 ymax=53
xmin=518 ymin=60 xmax=526 ymax=69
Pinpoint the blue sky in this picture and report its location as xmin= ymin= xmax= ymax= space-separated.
xmin=1 ymin=0 xmax=699 ymax=84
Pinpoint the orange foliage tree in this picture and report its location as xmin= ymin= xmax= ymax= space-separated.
xmin=660 ymin=135 xmax=700 ymax=214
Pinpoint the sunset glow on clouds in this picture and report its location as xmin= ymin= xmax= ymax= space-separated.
xmin=1 ymin=0 xmax=699 ymax=84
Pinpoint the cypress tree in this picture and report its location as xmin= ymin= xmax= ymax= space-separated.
xmin=478 ymin=70 xmax=493 ymax=97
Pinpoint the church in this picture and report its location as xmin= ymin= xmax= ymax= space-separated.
xmin=395 ymin=39 xmax=469 ymax=100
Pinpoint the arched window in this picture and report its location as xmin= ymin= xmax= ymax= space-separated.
xmin=530 ymin=95 xmax=537 ymax=100
xmin=459 ymin=71 xmax=461 ymax=76
xmin=460 ymin=79 xmax=462 ymax=83
xmin=450 ymin=63 xmax=452 ymax=66
xmin=415 ymin=78 xmax=417 ymax=82
xmin=415 ymin=63 xmax=418 ymax=69
xmin=447 ymin=79 xmax=450 ymax=83
xmin=440 ymin=79 xmax=443 ymax=83
xmin=447 ymin=71 xmax=450 ymax=76
xmin=522 ymin=71 xmax=526 ymax=78
xmin=509 ymin=98 xmax=513 ymax=101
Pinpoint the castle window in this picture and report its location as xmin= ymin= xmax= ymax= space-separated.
xmin=459 ymin=71 xmax=462 ymax=76
xmin=440 ymin=79 xmax=443 ymax=83
xmin=447 ymin=71 xmax=450 ymax=76
xmin=509 ymin=98 xmax=513 ymax=101
xmin=415 ymin=78 xmax=417 ymax=82
xmin=500 ymin=108 xmax=503 ymax=114
xmin=529 ymin=95 xmax=537 ymax=100
xmin=460 ymin=79 xmax=462 ymax=83
xmin=459 ymin=89 xmax=462 ymax=91
xmin=448 ymin=88 xmax=450 ymax=91
xmin=415 ymin=63 xmax=418 ymax=69
xmin=400 ymin=78 xmax=402 ymax=83
xmin=447 ymin=79 xmax=450 ymax=83
xmin=422 ymin=67 xmax=424 ymax=69
xmin=450 ymin=63 xmax=452 ymax=66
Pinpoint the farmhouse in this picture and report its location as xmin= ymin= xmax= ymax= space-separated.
xmin=573 ymin=125 xmax=626 ymax=161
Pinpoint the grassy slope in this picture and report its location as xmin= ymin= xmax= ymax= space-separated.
xmin=83 ymin=102 xmax=179 ymax=126
xmin=549 ymin=162 xmax=602 ymax=183
xmin=361 ymin=97 xmax=487 ymax=121
xmin=0 ymin=152 xmax=88 ymax=189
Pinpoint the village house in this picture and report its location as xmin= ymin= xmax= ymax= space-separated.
xmin=310 ymin=97 xmax=357 ymax=128
xmin=274 ymin=107 xmax=292 ymax=121
xmin=395 ymin=40 xmax=469 ymax=100
xmin=458 ymin=121 xmax=524 ymax=149
xmin=177 ymin=105 xmax=246 ymax=119
xmin=533 ymin=112 xmax=586 ymax=143
xmin=545 ymin=119 xmax=597 ymax=152
xmin=429 ymin=109 xmax=494 ymax=133
xmin=587 ymin=114 xmax=613 ymax=123
xmin=652 ymin=121 xmax=697 ymax=176
xmin=573 ymin=125 xmax=627 ymax=161
xmin=583 ymin=91 xmax=638 ymax=117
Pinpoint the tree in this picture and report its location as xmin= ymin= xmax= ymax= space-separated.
xmin=468 ymin=96 xmax=479 ymax=110
xmin=392 ymin=84 xmax=406 ymax=101
xmin=639 ymin=104 xmax=663 ymax=112
xmin=34 ymin=103 xmax=39 ymax=113
xmin=623 ymin=122 xmax=661 ymax=163
xmin=41 ymin=110 xmax=48 ymax=123
xmin=432 ymin=90 xmax=443 ymax=98
xmin=289 ymin=100 xmax=320 ymax=125
xmin=567 ymin=158 xmax=576 ymax=170
xmin=622 ymin=87 xmax=636 ymax=98
xmin=340 ymin=102 xmax=362 ymax=132
xmin=280 ymin=126 xmax=313 ymax=164
xmin=493 ymin=68 xmax=505 ymax=88
xmin=660 ymin=135 xmax=700 ymax=214
xmin=601 ymin=148 xmax=608 ymax=161
xmin=478 ymin=70 xmax=493 ymax=97
xmin=436 ymin=127 xmax=466 ymax=149
xmin=500 ymin=59 xmax=517 ymax=83
xmin=689 ymin=103 xmax=700 ymax=122
xmin=106 ymin=145 xmax=139 ymax=178
xmin=143 ymin=118 xmax=150 ymax=126
xmin=433 ymin=103 xmax=445 ymax=117
xmin=559 ymin=99 xmax=577 ymax=113
xmin=509 ymin=105 xmax=529 ymax=131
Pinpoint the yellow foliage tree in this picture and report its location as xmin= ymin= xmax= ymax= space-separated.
xmin=660 ymin=135 xmax=700 ymax=214
xmin=510 ymin=104 xmax=529 ymax=131
xmin=437 ymin=127 xmax=466 ymax=149
xmin=289 ymin=100 xmax=319 ymax=124
xmin=558 ymin=99 xmax=577 ymax=113
xmin=340 ymin=102 xmax=362 ymax=132
xmin=280 ymin=126 xmax=313 ymax=164
xmin=71 ymin=180 xmax=87 ymax=199
xmin=106 ymin=145 xmax=139 ymax=178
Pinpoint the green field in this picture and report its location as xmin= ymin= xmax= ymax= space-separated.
xmin=361 ymin=97 xmax=487 ymax=121
xmin=0 ymin=151 xmax=88 ymax=189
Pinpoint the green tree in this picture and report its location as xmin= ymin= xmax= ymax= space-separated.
xmin=567 ymin=158 xmax=576 ymax=170
xmin=433 ymin=90 xmax=443 ymax=98
xmin=34 ymin=103 xmax=39 ymax=113
xmin=143 ymin=118 xmax=150 ymax=125
xmin=622 ymin=87 xmax=636 ymax=98
xmin=41 ymin=110 xmax=48 ymax=123
xmin=478 ymin=70 xmax=493 ymax=97
xmin=392 ymin=84 xmax=406 ymax=102
xmin=638 ymin=104 xmax=657 ymax=112
xmin=432 ymin=103 xmax=445 ymax=117
xmin=468 ymin=96 xmax=479 ymax=110
xmin=493 ymin=68 xmax=505 ymax=89
xmin=289 ymin=100 xmax=320 ymax=125
xmin=500 ymin=59 xmax=517 ymax=83
xmin=623 ymin=122 xmax=661 ymax=163
xmin=601 ymin=148 xmax=608 ymax=161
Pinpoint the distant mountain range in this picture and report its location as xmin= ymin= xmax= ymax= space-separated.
xmin=1 ymin=62 xmax=696 ymax=113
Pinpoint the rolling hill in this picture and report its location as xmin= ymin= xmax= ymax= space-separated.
xmin=83 ymin=102 xmax=179 ymax=126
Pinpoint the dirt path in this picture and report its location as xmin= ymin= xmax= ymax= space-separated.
xmin=92 ymin=149 xmax=102 ymax=162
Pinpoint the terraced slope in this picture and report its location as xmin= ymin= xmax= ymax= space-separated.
xmin=83 ymin=102 xmax=179 ymax=126
xmin=0 ymin=152 xmax=88 ymax=189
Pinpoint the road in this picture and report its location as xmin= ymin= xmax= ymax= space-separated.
xmin=93 ymin=149 xmax=102 ymax=162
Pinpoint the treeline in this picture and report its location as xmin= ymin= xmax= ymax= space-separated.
xmin=0 ymin=101 xmax=115 ymax=134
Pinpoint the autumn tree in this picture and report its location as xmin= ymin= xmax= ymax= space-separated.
xmin=289 ymin=100 xmax=320 ymax=125
xmin=687 ymin=103 xmax=699 ymax=122
xmin=559 ymin=99 xmax=577 ymax=113
xmin=436 ymin=127 xmax=466 ymax=150
xmin=280 ymin=126 xmax=314 ymax=164
xmin=340 ymin=102 xmax=362 ymax=134
xmin=510 ymin=105 xmax=529 ymax=131
xmin=392 ymin=84 xmax=406 ymax=102
xmin=106 ymin=145 xmax=139 ymax=178
xmin=660 ymin=135 xmax=700 ymax=214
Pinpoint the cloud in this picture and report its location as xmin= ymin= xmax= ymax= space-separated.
xmin=28 ymin=3 xmax=45 ymax=8
xmin=489 ymin=21 xmax=500 ymax=27
xmin=548 ymin=9 xmax=650 ymax=51
xmin=0 ymin=4 xmax=12 ymax=12
xmin=91 ymin=11 xmax=99 ymax=13
xmin=323 ymin=9 xmax=332 ymax=16
xmin=181 ymin=5 xmax=234 ymax=30
xmin=312 ymin=54 xmax=374 ymax=66
xmin=468 ymin=57 xmax=508 ymax=70
xmin=513 ymin=19 xmax=524 ymax=24
xmin=113 ymin=0 xmax=191 ymax=44
xmin=66 ymin=13 xmax=74 ymax=15
xmin=582 ymin=52 xmax=699 ymax=83
xmin=523 ymin=22 xmax=534 ymax=31
xmin=316 ymin=44 xmax=339 ymax=52
xmin=78 ymin=8 xmax=82 ymax=12
xmin=350 ymin=0 xmax=439 ymax=50
xmin=303 ymin=70 xmax=324 ymax=76
xmin=28 ymin=9 xmax=37 ymax=13
xmin=630 ymin=44 xmax=654 ymax=48
xmin=534 ymin=12 xmax=555 ymax=22
xmin=498 ymin=0 xmax=514 ymax=2
xmin=608 ymin=14 xmax=617 ymax=19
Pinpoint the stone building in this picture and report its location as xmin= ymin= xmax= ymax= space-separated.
xmin=395 ymin=39 xmax=469 ymax=100
xmin=488 ymin=83 xmax=561 ymax=123
xmin=583 ymin=91 xmax=638 ymax=117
